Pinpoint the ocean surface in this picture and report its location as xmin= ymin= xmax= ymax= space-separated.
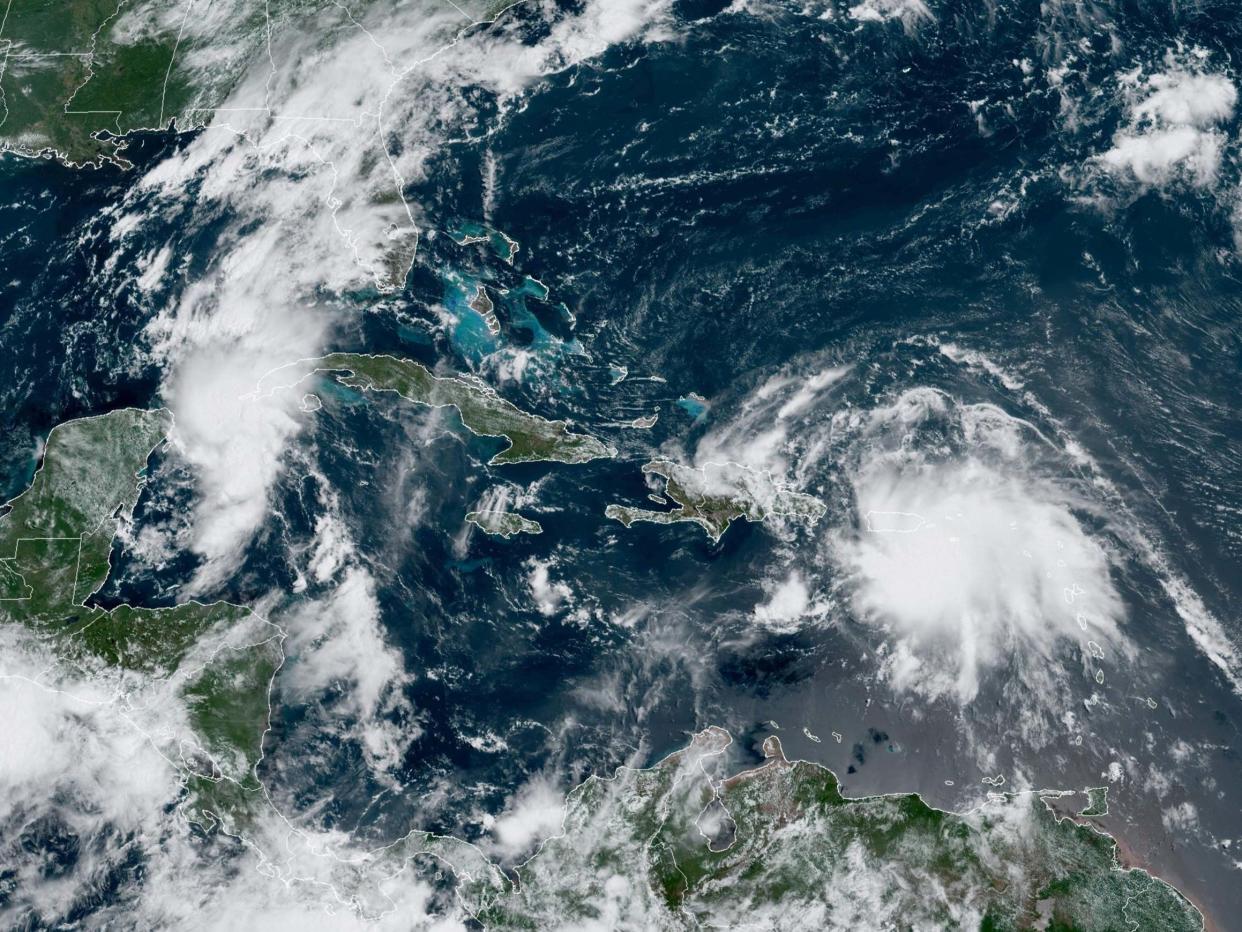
xmin=2 ymin=0 xmax=1240 ymax=925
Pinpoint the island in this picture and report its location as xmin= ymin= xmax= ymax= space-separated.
xmin=461 ymin=728 xmax=1203 ymax=930
xmin=468 ymin=284 xmax=502 ymax=335
xmin=466 ymin=510 xmax=543 ymax=538
xmin=605 ymin=459 xmax=826 ymax=541
xmin=450 ymin=221 xmax=520 ymax=263
xmin=279 ymin=353 xmax=616 ymax=466
xmin=1 ymin=409 xmax=1205 ymax=929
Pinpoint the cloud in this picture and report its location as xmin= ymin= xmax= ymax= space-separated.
xmin=125 ymin=0 xmax=673 ymax=586
xmin=165 ymin=343 xmax=312 ymax=590
xmin=0 ymin=609 xmax=456 ymax=927
xmin=847 ymin=0 xmax=933 ymax=29
xmin=1101 ymin=125 xmax=1225 ymax=188
xmin=1152 ymin=550 xmax=1241 ymax=697
xmin=136 ymin=828 xmax=471 ymax=932
xmin=1131 ymin=68 xmax=1237 ymax=127
xmin=0 ymin=631 xmax=187 ymax=924
xmin=0 ymin=638 xmax=180 ymax=829
xmin=775 ymin=366 xmax=851 ymax=420
xmin=282 ymin=566 xmax=414 ymax=775
xmin=1098 ymin=54 xmax=1236 ymax=189
xmin=691 ymin=348 xmax=1235 ymax=719
xmin=1161 ymin=801 xmax=1199 ymax=834
xmin=527 ymin=558 xmax=575 ymax=617
xmin=485 ymin=776 xmax=567 ymax=862
xmin=306 ymin=505 xmax=355 ymax=586
xmin=834 ymin=390 xmax=1124 ymax=705
xmin=752 ymin=571 xmax=812 ymax=633
xmin=693 ymin=362 xmax=850 ymax=479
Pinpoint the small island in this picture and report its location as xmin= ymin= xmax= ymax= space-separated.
xmin=450 ymin=222 xmax=520 ymax=263
xmin=468 ymin=284 xmax=501 ymax=335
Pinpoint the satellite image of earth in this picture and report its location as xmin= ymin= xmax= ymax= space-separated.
xmin=1 ymin=0 xmax=1240 ymax=928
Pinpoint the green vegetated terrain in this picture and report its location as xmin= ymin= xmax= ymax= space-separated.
xmin=0 ymin=0 xmax=265 ymax=163
xmin=0 ymin=407 xmax=281 ymax=829
xmin=0 ymin=408 xmax=1207 ymax=929
xmin=466 ymin=509 xmax=542 ymax=538
xmin=0 ymin=0 xmax=531 ymax=166
xmin=451 ymin=220 xmax=521 ymax=263
xmin=605 ymin=459 xmax=826 ymax=541
xmin=464 ymin=729 xmax=1203 ymax=931
xmin=308 ymin=353 xmax=616 ymax=465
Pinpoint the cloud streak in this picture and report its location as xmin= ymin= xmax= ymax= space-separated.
xmin=121 ymin=0 xmax=673 ymax=587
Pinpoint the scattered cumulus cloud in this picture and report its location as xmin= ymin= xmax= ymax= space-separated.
xmin=282 ymin=566 xmax=414 ymax=776
xmin=484 ymin=775 xmax=567 ymax=861
xmin=1161 ymin=801 xmax=1199 ymax=834
xmin=694 ymin=362 xmax=849 ymax=480
xmin=129 ymin=0 xmax=673 ymax=586
xmin=752 ymin=571 xmax=812 ymax=632
xmin=1098 ymin=53 xmax=1237 ymax=189
xmin=847 ymin=0 xmax=933 ymax=30
xmin=527 ymin=558 xmax=575 ymax=616
xmin=0 ymin=627 xmax=449 ymax=928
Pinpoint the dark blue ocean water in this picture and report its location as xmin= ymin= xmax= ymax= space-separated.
xmin=2 ymin=0 xmax=1240 ymax=924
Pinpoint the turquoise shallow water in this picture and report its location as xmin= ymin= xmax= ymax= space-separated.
xmin=3 ymin=0 xmax=1242 ymax=924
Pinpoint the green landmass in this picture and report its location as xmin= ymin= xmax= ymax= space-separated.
xmin=463 ymin=728 xmax=1203 ymax=931
xmin=605 ymin=459 xmax=826 ymax=541
xmin=297 ymin=353 xmax=616 ymax=465
xmin=0 ymin=406 xmax=503 ymax=899
xmin=0 ymin=0 xmax=536 ymax=167
xmin=0 ymin=0 xmax=279 ymax=165
xmin=466 ymin=509 xmax=542 ymax=538
xmin=0 ymin=411 xmax=1206 ymax=928
xmin=1079 ymin=786 xmax=1110 ymax=818
xmin=0 ymin=408 xmax=282 ymax=829
xmin=451 ymin=220 xmax=520 ymax=263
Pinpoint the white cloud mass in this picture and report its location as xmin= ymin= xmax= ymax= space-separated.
xmin=124 ymin=0 xmax=673 ymax=587
xmin=1099 ymin=54 xmax=1237 ymax=189
xmin=834 ymin=389 xmax=1125 ymax=705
